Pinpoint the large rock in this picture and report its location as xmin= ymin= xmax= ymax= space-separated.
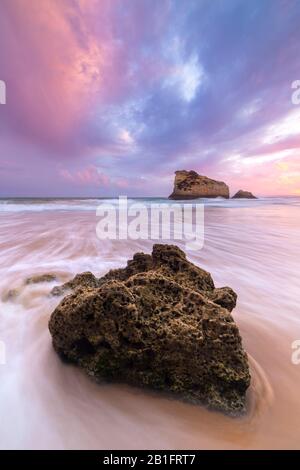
xmin=168 ymin=170 xmax=230 ymax=199
xmin=232 ymin=190 xmax=257 ymax=199
xmin=49 ymin=244 xmax=250 ymax=414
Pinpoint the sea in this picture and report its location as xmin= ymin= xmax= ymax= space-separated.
xmin=0 ymin=196 xmax=299 ymax=449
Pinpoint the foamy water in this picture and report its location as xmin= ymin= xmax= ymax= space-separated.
xmin=0 ymin=197 xmax=300 ymax=449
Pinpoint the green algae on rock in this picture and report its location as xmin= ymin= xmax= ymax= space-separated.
xmin=49 ymin=244 xmax=250 ymax=414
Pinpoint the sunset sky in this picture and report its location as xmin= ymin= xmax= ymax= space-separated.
xmin=1 ymin=0 xmax=300 ymax=197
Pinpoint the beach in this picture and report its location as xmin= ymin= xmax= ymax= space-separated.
xmin=0 ymin=197 xmax=300 ymax=449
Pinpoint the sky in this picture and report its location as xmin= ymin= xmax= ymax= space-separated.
xmin=0 ymin=0 xmax=300 ymax=197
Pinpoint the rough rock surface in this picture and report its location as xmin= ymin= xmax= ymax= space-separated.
xmin=232 ymin=190 xmax=257 ymax=199
xmin=51 ymin=272 xmax=98 ymax=296
xmin=25 ymin=273 xmax=56 ymax=285
xmin=168 ymin=170 xmax=230 ymax=199
xmin=49 ymin=244 xmax=250 ymax=414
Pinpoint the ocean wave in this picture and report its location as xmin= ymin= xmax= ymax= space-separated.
xmin=0 ymin=196 xmax=300 ymax=212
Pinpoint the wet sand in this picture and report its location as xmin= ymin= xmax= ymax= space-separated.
xmin=0 ymin=199 xmax=300 ymax=449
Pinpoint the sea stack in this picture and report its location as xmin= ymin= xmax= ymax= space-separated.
xmin=49 ymin=244 xmax=250 ymax=414
xmin=168 ymin=170 xmax=230 ymax=199
xmin=232 ymin=190 xmax=257 ymax=199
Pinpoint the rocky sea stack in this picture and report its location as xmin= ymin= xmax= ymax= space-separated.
xmin=168 ymin=170 xmax=230 ymax=199
xmin=232 ymin=190 xmax=257 ymax=199
xmin=49 ymin=244 xmax=250 ymax=414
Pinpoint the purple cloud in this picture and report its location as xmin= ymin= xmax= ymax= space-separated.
xmin=1 ymin=0 xmax=300 ymax=196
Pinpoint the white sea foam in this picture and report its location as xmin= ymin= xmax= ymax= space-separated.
xmin=1 ymin=196 xmax=300 ymax=213
xmin=0 ymin=198 xmax=299 ymax=449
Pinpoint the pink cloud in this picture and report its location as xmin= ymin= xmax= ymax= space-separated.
xmin=1 ymin=0 xmax=300 ymax=197
xmin=60 ymin=165 xmax=110 ymax=187
xmin=114 ymin=177 xmax=130 ymax=189
xmin=0 ymin=0 xmax=129 ymax=154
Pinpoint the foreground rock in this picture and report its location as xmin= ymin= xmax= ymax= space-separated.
xmin=49 ymin=244 xmax=250 ymax=414
xmin=232 ymin=190 xmax=257 ymax=199
xmin=168 ymin=170 xmax=230 ymax=199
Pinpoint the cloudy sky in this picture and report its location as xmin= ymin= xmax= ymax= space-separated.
xmin=0 ymin=0 xmax=300 ymax=197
